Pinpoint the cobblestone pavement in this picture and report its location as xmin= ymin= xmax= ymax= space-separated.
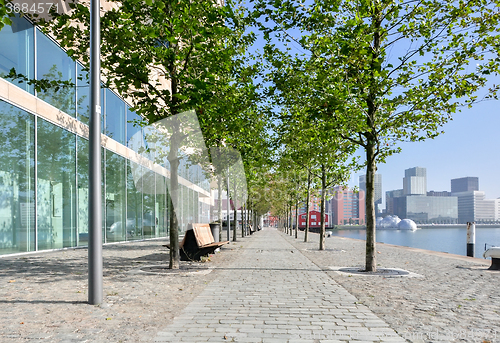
xmin=2 ymin=227 xmax=498 ymax=343
xmin=154 ymin=228 xmax=406 ymax=343
xmin=0 ymin=235 xmax=247 ymax=343
xmin=282 ymin=229 xmax=500 ymax=343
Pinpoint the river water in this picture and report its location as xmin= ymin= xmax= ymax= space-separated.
xmin=330 ymin=226 xmax=500 ymax=258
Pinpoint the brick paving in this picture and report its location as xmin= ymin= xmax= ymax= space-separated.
xmin=5 ymin=226 xmax=493 ymax=342
xmin=154 ymin=228 xmax=406 ymax=342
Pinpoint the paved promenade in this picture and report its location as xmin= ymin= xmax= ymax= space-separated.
xmin=154 ymin=228 xmax=405 ymax=342
xmin=1 ymin=227 xmax=498 ymax=342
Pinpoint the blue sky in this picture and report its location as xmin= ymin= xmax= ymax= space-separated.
xmin=348 ymin=98 xmax=500 ymax=206
xmin=245 ymin=3 xmax=500 ymax=206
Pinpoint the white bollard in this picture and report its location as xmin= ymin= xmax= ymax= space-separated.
xmin=466 ymin=222 xmax=475 ymax=257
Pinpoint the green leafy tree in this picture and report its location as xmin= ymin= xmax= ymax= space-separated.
xmin=0 ymin=0 xmax=13 ymax=30
xmin=269 ymin=62 xmax=357 ymax=248
xmin=254 ymin=0 xmax=500 ymax=271
xmin=37 ymin=0 xmax=254 ymax=269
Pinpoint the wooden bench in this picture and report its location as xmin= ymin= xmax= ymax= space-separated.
xmin=165 ymin=223 xmax=229 ymax=261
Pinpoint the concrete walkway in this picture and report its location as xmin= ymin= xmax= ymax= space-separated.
xmin=154 ymin=228 xmax=406 ymax=342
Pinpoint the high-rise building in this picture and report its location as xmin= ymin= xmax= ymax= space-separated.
xmin=385 ymin=167 xmax=458 ymax=223
xmin=400 ymin=196 xmax=458 ymax=223
xmin=359 ymin=174 xmax=382 ymax=213
xmin=450 ymin=177 xmax=500 ymax=223
xmin=452 ymin=190 xmax=486 ymax=223
xmin=451 ymin=189 xmax=498 ymax=223
xmin=330 ymin=186 xmax=365 ymax=225
xmin=451 ymin=177 xmax=479 ymax=193
xmin=495 ymin=199 xmax=500 ymax=222
xmin=403 ymin=167 xmax=427 ymax=195
xmin=385 ymin=189 xmax=404 ymax=215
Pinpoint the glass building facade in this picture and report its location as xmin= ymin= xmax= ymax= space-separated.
xmin=0 ymin=16 xmax=211 ymax=255
xmin=392 ymin=195 xmax=458 ymax=224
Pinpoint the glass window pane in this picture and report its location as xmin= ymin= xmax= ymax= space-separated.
xmin=76 ymin=136 xmax=89 ymax=246
xmin=127 ymin=107 xmax=142 ymax=147
xmin=105 ymin=150 xmax=127 ymax=242
xmin=155 ymin=173 xmax=168 ymax=237
xmin=143 ymin=175 xmax=155 ymax=239
xmin=194 ymin=190 xmax=199 ymax=223
xmin=178 ymin=184 xmax=186 ymax=233
xmin=127 ymin=160 xmax=143 ymax=240
xmin=98 ymin=87 xmax=105 ymax=133
xmin=36 ymin=29 xmax=76 ymax=116
xmin=0 ymin=100 xmax=35 ymax=255
xmin=37 ymin=118 xmax=76 ymax=250
xmin=105 ymin=89 xmax=125 ymax=144
xmin=76 ymin=63 xmax=89 ymax=126
xmin=0 ymin=15 xmax=34 ymax=94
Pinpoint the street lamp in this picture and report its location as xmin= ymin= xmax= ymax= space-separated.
xmin=88 ymin=0 xmax=102 ymax=305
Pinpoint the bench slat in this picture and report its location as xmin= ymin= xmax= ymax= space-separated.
xmin=164 ymin=223 xmax=230 ymax=261
xmin=192 ymin=223 xmax=215 ymax=247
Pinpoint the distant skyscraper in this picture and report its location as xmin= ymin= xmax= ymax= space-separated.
xmin=385 ymin=189 xmax=404 ymax=215
xmin=452 ymin=190 xmax=488 ymax=223
xmin=385 ymin=167 xmax=459 ymax=223
xmin=450 ymin=177 xmax=496 ymax=223
xmin=451 ymin=177 xmax=479 ymax=193
xmin=330 ymin=186 xmax=365 ymax=225
xmin=403 ymin=167 xmax=427 ymax=195
xmin=359 ymin=174 xmax=382 ymax=213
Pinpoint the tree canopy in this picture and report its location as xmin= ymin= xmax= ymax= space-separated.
xmin=253 ymin=0 xmax=500 ymax=270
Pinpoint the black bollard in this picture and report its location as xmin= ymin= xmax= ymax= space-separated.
xmin=466 ymin=222 xmax=475 ymax=257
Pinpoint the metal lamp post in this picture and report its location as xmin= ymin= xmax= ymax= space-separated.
xmin=88 ymin=0 xmax=103 ymax=305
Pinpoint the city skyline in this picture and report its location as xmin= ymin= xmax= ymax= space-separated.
xmin=349 ymin=98 xmax=500 ymax=208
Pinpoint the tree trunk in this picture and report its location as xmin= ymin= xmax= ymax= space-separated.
xmin=167 ymin=71 xmax=181 ymax=269
xmin=295 ymin=198 xmax=299 ymax=239
xmin=365 ymin=142 xmax=377 ymax=272
xmin=289 ymin=202 xmax=293 ymax=236
xmin=285 ymin=206 xmax=288 ymax=234
xmin=241 ymin=203 xmax=245 ymax=238
xmin=217 ymin=174 xmax=222 ymax=241
xmin=168 ymin=129 xmax=181 ymax=269
xmin=319 ymin=164 xmax=326 ymax=251
xmin=232 ymin=184 xmax=237 ymax=242
xmin=364 ymin=6 xmax=382 ymax=272
xmin=304 ymin=170 xmax=311 ymax=242
xmin=249 ymin=203 xmax=252 ymax=234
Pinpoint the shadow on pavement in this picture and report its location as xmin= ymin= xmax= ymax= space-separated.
xmin=0 ymin=300 xmax=87 ymax=305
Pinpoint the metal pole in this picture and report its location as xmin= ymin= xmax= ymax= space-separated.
xmin=466 ymin=221 xmax=475 ymax=257
xmin=227 ymin=168 xmax=230 ymax=242
xmin=88 ymin=0 xmax=103 ymax=305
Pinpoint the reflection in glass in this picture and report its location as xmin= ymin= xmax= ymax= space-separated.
xmin=76 ymin=136 xmax=89 ymax=246
xmin=143 ymin=178 xmax=155 ymax=239
xmin=37 ymin=118 xmax=76 ymax=250
xmin=0 ymin=15 xmax=34 ymax=94
xmin=76 ymin=63 xmax=90 ymax=125
xmin=127 ymin=161 xmax=143 ymax=240
xmin=127 ymin=107 xmax=142 ymax=150
xmin=105 ymin=150 xmax=127 ymax=242
xmin=36 ymin=29 xmax=76 ymax=116
xmin=105 ymin=89 xmax=126 ymax=145
xmin=155 ymin=173 xmax=168 ymax=237
xmin=179 ymin=184 xmax=187 ymax=233
xmin=0 ymin=101 xmax=35 ymax=255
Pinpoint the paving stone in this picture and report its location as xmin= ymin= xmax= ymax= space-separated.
xmin=152 ymin=229 xmax=403 ymax=343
